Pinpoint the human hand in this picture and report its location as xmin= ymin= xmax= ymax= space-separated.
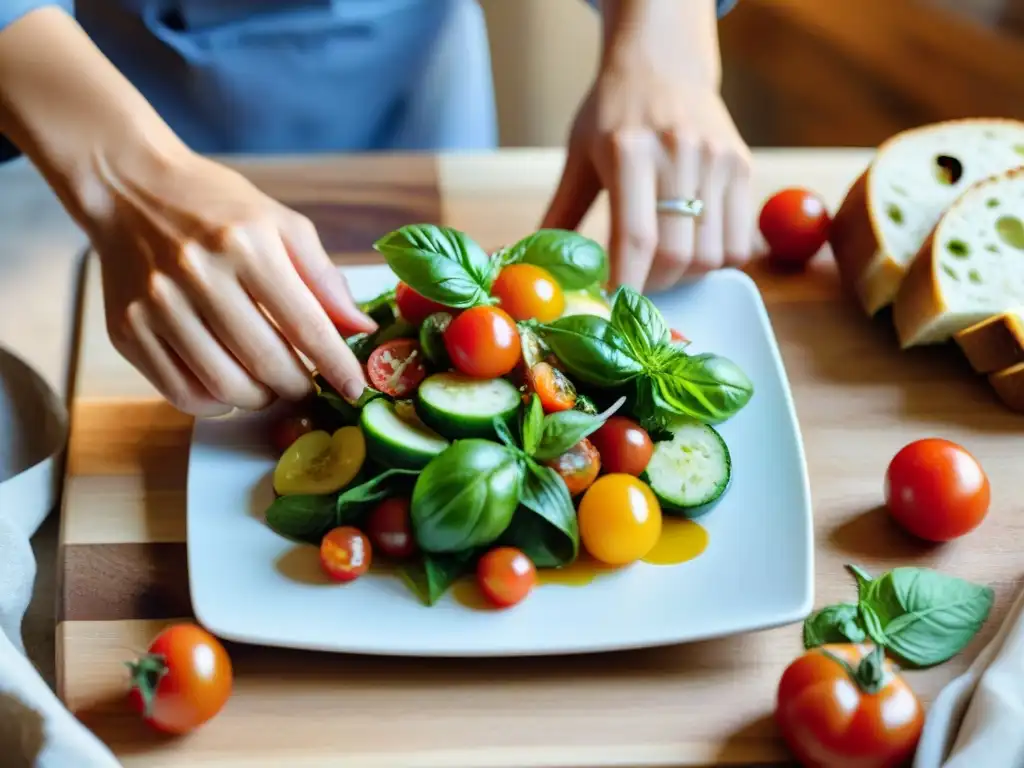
xmin=89 ymin=148 xmax=376 ymax=416
xmin=542 ymin=37 xmax=753 ymax=293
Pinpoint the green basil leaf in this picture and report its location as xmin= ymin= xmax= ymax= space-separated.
xmin=336 ymin=468 xmax=420 ymax=527
xmin=419 ymin=312 xmax=453 ymax=368
xmin=373 ymin=224 xmax=492 ymax=308
xmin=411 ymin=440 xmax=523 ymax=552
xmin=522 ymin=394 xmax=545 ymax=456
xmin=313 ymin=375 xmax=386 ymax=426
xmin=802 ymin=603 xmax=867 ymax=648
xmin=503 ymin=460 xmax=579 ymax=566
xmin=610 ymin=285 xmax=668 ymax=359
xmin=532 ymin=395 xmax=626 ymax=461
xmin=399 ymin=550 xmax=478 ymax=606
xmin=859 ymin=601 xmax=889 ymax=647
xmin=492 ymin=415 xmax=520 ymax=451
xmin=359 ymin=288 xmax=397 ymax=326
xmin=265 ymin=494 xmax=337 ymax=545
xmin=537 ymin=315 xmax=643 ymax=387
xmin=501 ymin=229 xmax=608 ymax=290
xmin=653 ymin=350 xmax=754 ymax=424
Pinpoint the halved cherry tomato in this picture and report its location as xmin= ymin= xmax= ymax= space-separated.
xmin=366 ymin=496 xmax=417 ymax=559
xmin=444 ymin=305 xmax=521 ymax=379
xmin=528 ymin=362 xmax=576 ymax=412
xmin=269 ymin=414 xmax=314 ymax=455
xmin=776 ymin=644 xmax=923 ymax=768
xmin=545 ymin=438 xmax=600 ymax=496
xmin=273 ymin=427 xmax=365 ymax=496
xmin=366 ymin=338 xmax=429 ymax=398
xmin=589 ymin=416 xmax=653 ymax=476
xmin=490 ymin=263 xmax=565 ymax=322
xmin=884 ymin=438 xmax=990 ymax=542
xmin=320 ymin=526 xmax=372 ymax=582
xmin=670 ymin=328 xmax=689 ymax=343
xmin=759 ymin=187 xmax=832 ymax=267
xmin=395 ymin=281 xmax=448 ymax=325
xmin=477 ymin=547 xmax=536 ymax=608
xmin=578 ymin=473 xmax=662 ymax=565
xmin=128 ymin=623 xmax=233 ymax=735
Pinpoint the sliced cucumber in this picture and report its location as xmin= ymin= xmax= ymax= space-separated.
xmin=643 ymin=422 xmax=731 ymax=519
xmin=360 ymin=398 xmax=449 ymax=470
xmin=416 ymin=372 xmax=522 ymax=439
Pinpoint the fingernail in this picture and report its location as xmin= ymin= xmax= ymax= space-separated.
xmin=342 ymin=379 xmax=366 ymax=404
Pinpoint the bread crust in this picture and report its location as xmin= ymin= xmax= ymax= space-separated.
xmin=892 ymin=231 xmax=946 ymax=348
xmin=989 ymin=362 xmax=1024 ymax=413
xmin=955 ymin=313 xmax=1024 ymax=374
xmin=829 ymin=170 xmax=878 ymax=303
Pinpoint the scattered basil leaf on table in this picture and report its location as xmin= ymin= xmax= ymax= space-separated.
xmin=536 ymin=315 xmax=644 ymax=387
xmin=265 ymin=494 xmax=338 ymax=545
xmin=410 ymin=439 xmax=524 ymax=553
xmin=373 ymin=224 xmax=493 ymax=308
xmin=802 ymin=603 xmax=867 ymax=648
xmin=610 ymin=286 xmax=669 ymax=359
xmin=521 ymin=394 xmax=545 ymax=457
xmin=530 ymin=396 xmax=626 ymax=461
xmin=498 ymin=229 xmax=609 ymax=290
xmin=399 ymin=550 xmax=478 ymax=607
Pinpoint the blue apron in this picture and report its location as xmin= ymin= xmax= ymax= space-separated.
xmin=0 ymin=0 xmax=737 ymax=157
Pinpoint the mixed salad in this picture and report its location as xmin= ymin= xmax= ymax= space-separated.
xmin=263 ymin=224 xmax=755 ymax=607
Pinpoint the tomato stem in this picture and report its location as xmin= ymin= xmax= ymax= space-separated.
xmin=126 ymin=653 xmax=169 ymax=719
xmin=820 ymin=645 xmax=889 ymax=695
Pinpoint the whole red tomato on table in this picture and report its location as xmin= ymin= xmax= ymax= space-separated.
xmin=759 ymin=188 xmax=832 ymax=268
xmin=884 ymin=438 xmax=990 ymax=542
xmin=128 ymin=623 xmax=233 ymax=735
xmin=776 ymin=644 xmax=923 ymax=768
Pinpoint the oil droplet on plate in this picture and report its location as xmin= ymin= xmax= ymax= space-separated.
xmin=642 ymin=518 xmax=709 ymax=566
xmin=450 ymin=577 xmax=494 ymax=610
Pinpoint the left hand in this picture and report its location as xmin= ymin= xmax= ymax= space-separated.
xmin=542 ymin=56 xmax=753 ymax=293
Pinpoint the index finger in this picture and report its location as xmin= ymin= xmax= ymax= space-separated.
xmin=606 ymin=134 xmax=659 ymax=291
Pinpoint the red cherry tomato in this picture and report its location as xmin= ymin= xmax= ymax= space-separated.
xmin=776 ymin=644 xmax=923 ymax=768
xmin=589 ymin=416 xmax=653 ymax=476
xmin=759 ymin=187 xmax=832 ymax=267
xmin=490 ymin=263 xmax=565 ymax=322
xmin=477 ymin=547 xmax=537 ymax=608
xmin=320 ymin=526 xmax=372 ymax=582
xmin=545 ymin=438 xmax=601 ymax=496
xmin=270 ymin=414 xmax=314 ymax=455
xmin=366 ymin=497 xmax=417 ymax=559
xmin=444 ymin=305 xmax=521 ymax=379
xmin=395 ymin=281 xmax=448 ymax=325
xmin=527 ymin=362 xmax=577 ymax=412
xmin=670 ymin=328 xmax=689 ymax=343
xmin=884 ymin=438 xmax=990 ymax=542
xmin=366 ymin=338 xmax=429 ymax=398
xmin=127 ymin=623 xmax=233 ymax=735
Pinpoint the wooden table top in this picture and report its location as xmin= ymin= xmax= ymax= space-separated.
xmin=60 ymin=149 xmax=1024 ymax=767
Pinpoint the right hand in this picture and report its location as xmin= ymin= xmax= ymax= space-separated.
xmin=88 ymin=147 xmax=376 ymax=416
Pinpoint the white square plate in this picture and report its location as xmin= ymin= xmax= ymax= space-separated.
xmin=186 ymin=266 xmax=813 ymax=656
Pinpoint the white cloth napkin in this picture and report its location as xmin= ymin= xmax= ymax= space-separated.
xmin=915 ymin=578 xmax=1024 ymax=768
xmin=0 ymin=346 xmax=120 ymax=767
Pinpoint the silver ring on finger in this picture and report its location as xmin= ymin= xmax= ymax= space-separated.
xmin=656 ymin=198 xmax=705 ymax=218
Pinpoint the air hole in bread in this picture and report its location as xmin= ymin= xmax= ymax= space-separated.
xmin=934 ymin=155 xmax=963 ymax=185
xmin=942 ymin=264 xmax=960 ymax=281
xmin=886 ymin=203 xmax=904 ymax=225
xmin=987 ymin=198 xmax=1001 ymax=208
xmin=1015 ymin=144 xmax=1024 ymax=157
xmin=968 ymin=269 xmax=983 ymax=284
xmin=946 ymin=239 xmax=970 ymax=258
xmin=996 ymin=215 xmax=1024 ymax=251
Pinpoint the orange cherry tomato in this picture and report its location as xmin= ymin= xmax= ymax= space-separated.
xmin=366 ymin=497 xmax=417 ymax=559
xmin=776 ymin=644 xmax=923 ymax=768
xmin=395 ymin=281 xmax=449 ymax=325
xmin=589 ymin=416 xmax=653 ymax=476
xmin=884 ymin=438 xmax=990 ymax=542
xmin=490 ymin=263 xmax=565 ymax=322
xmin=127 ymin=623 xmax=233 ymax=735
xmin=477 ymin=547 xmax=537 ymax=608
xmin=759 ymin=187 xmax=832 ymax=267
xmin=444 ymin=305 xmax=521 ymax=379
xmin=528 ymin=362 xmax=576 ymax=412
xmin=577 ymin=473 xmax=662 ymax=565
xmin=545 ymin=438 xmax=600 ymax=496
xmin=320 ymin=526 xmax=372 ymax=582
xmin=269 ymin=414 xmax=314 ymax=455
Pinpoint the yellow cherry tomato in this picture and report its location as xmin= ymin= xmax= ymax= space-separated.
xmin=577 ymin=474 xmax=662 ymax=565
xmin=273 ymin=427 xmax=365 ymax=496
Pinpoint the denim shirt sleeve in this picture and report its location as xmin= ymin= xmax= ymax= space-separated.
xmin=0 ymin=2 xmax=73 ymax=163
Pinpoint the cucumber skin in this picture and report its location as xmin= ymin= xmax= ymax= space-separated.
xmin=415 ymin=393 xmax=520 ymax=441
xmin=641 ymin=425 xmax=732 ymax=520
xmin=360 ymin=401 xmax=447 ymax=471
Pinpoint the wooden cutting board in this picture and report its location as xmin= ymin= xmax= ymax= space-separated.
xmin=59 ymin=150 xmax=1024 ymax=767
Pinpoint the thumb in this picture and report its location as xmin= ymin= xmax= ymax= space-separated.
xmin=280 ymin=216 xmax=377 ymax=336
xmin=541 ymin=144 xmax=601 ymax=231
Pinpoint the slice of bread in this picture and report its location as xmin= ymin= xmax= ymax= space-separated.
xmin=989 ymin=362 xmax=1024 ymax=413
xmin=831 ymin=118 xmax=1024 ymax=316
xmin=892 ymin=168 xmax=1024 ymax=348
xmin=954 ymin=311 xmax=1024 ymax=373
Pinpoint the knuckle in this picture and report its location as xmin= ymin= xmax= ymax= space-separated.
xmin=655 ymin=246 xmax=693 ymax=268
xmin=625 ymin=229 xmax=658 ymax=256
xmin=145 ymin=271 xmax=176 ymax=310
xmin=660 ymin=127 xmax=698 ymax=157
xmin=605 ymin=129 xmax=646 ymax=161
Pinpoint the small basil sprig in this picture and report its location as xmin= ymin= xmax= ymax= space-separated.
xmin=803 ymin=564 xmax=994 ymax=668
xmin=399 ymin=550 xmax=478 ymax=607
xmin=494 ymin=229 xmax=608 ymax=290
xmin=610 ymin=284 xmax=668 ymax=358
xmin=535 ymin=314 xmax=644 ymax=387
xmin=373 ymin=224 xmax=493 ymax=308
xmin=519 ymin=393 xmax=625 ymax=461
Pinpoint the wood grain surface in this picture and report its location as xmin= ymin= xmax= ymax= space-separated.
xmin=59 ymin=150 xmax=1024 ymax=767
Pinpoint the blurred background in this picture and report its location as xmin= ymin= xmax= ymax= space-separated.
xmin=480 ymin=0 xmax=1024 ymax=149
